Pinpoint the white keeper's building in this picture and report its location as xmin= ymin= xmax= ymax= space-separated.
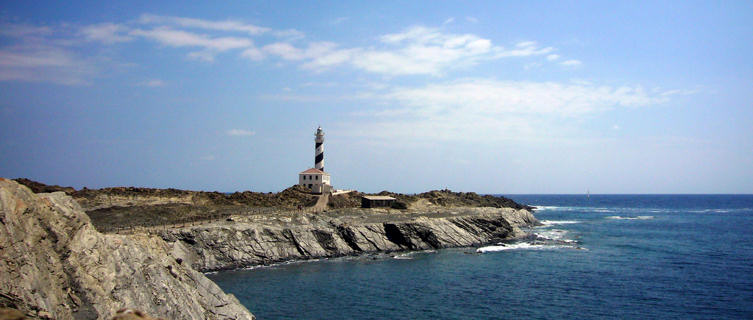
xmin=299 ymin=126 xmax=333 ymax=194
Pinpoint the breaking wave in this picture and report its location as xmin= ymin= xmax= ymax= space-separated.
xmin=540 ymin=220 xmax=581 ymax=226
xmin=533 ymin=206 xmax=561 ymax=211
xmin=607 ymin=215 xmax=655 ymax=220
xmin=393 ymin=250 xmax=437 ymax=260
xmin=534 ymin=229 xmax=577 ymax=243
xmin=476 ymin=243 xmax=549 ymax=252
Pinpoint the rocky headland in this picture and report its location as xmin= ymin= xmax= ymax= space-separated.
xmin=0 ymin=179 xmax=254 ymax=319
xmin=162 ymin=205 xmax=537 ymax=272
xmin=4 ymin=178 xmax=537 ymax=318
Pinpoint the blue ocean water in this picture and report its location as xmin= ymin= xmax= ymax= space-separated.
xmin=208 ymin=195 xmax=753 ymax=319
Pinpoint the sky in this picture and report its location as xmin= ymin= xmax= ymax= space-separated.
xmin=1 ymin=1 xmax=752 ymax=194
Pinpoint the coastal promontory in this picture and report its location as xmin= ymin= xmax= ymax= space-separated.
xmin=2 ymin=178 xmax=537 ymax=318
xmin=0 ymin=178 xmax=254 ymax=319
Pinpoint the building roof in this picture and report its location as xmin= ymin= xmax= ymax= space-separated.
xmin=300 ymin=168 xmax=326 ymax=174
xmin=362 ymin=195 xmax=396 ymax=201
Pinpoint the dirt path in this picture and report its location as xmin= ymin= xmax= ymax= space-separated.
xmin=311 ymin=192 xmax=330 ymax=212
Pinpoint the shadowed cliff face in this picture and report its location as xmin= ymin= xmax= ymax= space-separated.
xmin=0 ymin=179 xmax=254 ymax=320
xmin=160 ymin=207 xmax=537 ymax=272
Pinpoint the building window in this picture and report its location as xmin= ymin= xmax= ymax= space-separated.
xmin=315 ymin=176 xmax=319 ymax=180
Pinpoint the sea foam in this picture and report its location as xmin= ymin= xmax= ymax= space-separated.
xmin=533 ymin=206 xmax=560 ymax=211
xmin=476 ymin=243 xmax=548 ymax=253
xmin=534 ymin=229 xmax=577 ymax=243
xmin=540 ymin=220 xmax=581 ymax=226
xmin=606 ymin=215 xmax=654 ymax=220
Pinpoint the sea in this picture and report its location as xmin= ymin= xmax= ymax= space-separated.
xmin=208 ymin=195 xmax=753 ymax=319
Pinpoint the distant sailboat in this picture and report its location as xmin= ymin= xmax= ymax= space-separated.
xmin=587 ymin=189 xmax=590 ymax=199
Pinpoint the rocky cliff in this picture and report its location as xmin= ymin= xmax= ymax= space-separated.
xmin=0 ymin=179 xmax=254 ymax=320
xmin=160 ymin=207 xmax=538 ymax=272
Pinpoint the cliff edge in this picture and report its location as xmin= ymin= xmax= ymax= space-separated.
xmin=161 ymin=206 xmax=538 ymax=272
xmin=0 ymin=178 xmax=254 ymax=320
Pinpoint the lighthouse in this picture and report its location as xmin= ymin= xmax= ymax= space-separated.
xmin=315 ymin=126 xmax=324 ymax=171
xmin=298 ymin=126 xmax=332 ymax=194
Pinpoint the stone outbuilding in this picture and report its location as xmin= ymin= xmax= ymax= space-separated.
xmin=361 ymin=195 xmax=396 ymax=208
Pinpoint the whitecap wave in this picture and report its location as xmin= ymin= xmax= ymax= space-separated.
xmin=393 ymin=250 xmax=436 ymax=260
xmin=539 ymin=220 xmax=581 ymax=226
xmin=534 ymin=229 xmax=577 ymax=243
xmin=534 ymin=228 xmax=566 ymax=239
xmin=476 ymin=243 xmax=548 ymax=253
xmin=606 ymin=215 xmax=654 ymax=220
xmin=685 ymin=208 xmax=748 ymax=213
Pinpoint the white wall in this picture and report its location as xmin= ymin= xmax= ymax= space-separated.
xmin=298 ymin=173 xmax=331 ymax=194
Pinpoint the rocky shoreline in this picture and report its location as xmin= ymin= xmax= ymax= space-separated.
xmin=160 ymin=206 xmax=537 ymax=272
xmin=0 ymin=179 xmax=254 ymax=320
xmin=1 ymin=178 xmax=537 ymax=319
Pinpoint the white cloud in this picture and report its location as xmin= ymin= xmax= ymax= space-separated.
xmin=138 ymin=14 xmax=304 ymax=40
xmin=0 ymin=16 xmax=305 ymax=84
xmin=613 ymin=124 xmax=621 ymax=130
xmin=465 ymin=16 xmax=479 ymax=23
xmin=561 ymin=59 xmax=582 ymax=66
xmin=494 ymin=41 xmax=553 ymax=58
xmin=187 ymin=51 xmax=216 ymax=62
xmin=1 ymin=18 xmax=580 ymax=84
xmin=443 ymin=17 xmax=455 ymax=25
xmin=0 ymin=45 xmax=95 ymax=85
xmin=0 ymin=24 xmax=52 ymax=37
xmin=262 ymin=42 xmax=306 ymax=60
xmin=378 ymin=79 xmax=664 ymax=117
xmin=262 ymin=41 xmax=358 ymax=70
xmin=0 ymin=47 xmax=76 ymax=68
xmin=81 ymin=23 xmax=133 ymax=43
xmin=342 ymin=79 xmax=675 ymax=143
xmin=660 ymin=88 xmax=700 ymax=96
xmin=136 ymin=79 xmax=165 ymax=87
xmin=130 ymin=27 xmax=252 ymax=51
xmin=302 ymin=48 xmax=358 ymax=70
xmin=0 ymin=23 xmax=101 ymax=85
xmin=546 ymin=54 xmax=560 ymax=61
xmin=241 ymin=47 xmax=265 ymax=61
xmin=226 ymin=129 xmax=256 ymax=136
xmin=262 ymin=27 xmax=559 ymax=76
xmin=273 ymin=29 xmax=305 ymax=40
xmin=139 ymin=14 xmax=270 ymax=35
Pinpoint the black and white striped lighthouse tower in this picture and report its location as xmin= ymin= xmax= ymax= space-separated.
xmin=315 ymin=126 xmax=325 ymax=172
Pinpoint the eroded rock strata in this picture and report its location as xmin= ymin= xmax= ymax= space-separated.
xmin=161 ymin=207 xmax=537 ymax=272
xmin=2 ymin=178 xmax=537 ymax=318
xmin=0 ymin=179 xmax=254 ymax=320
